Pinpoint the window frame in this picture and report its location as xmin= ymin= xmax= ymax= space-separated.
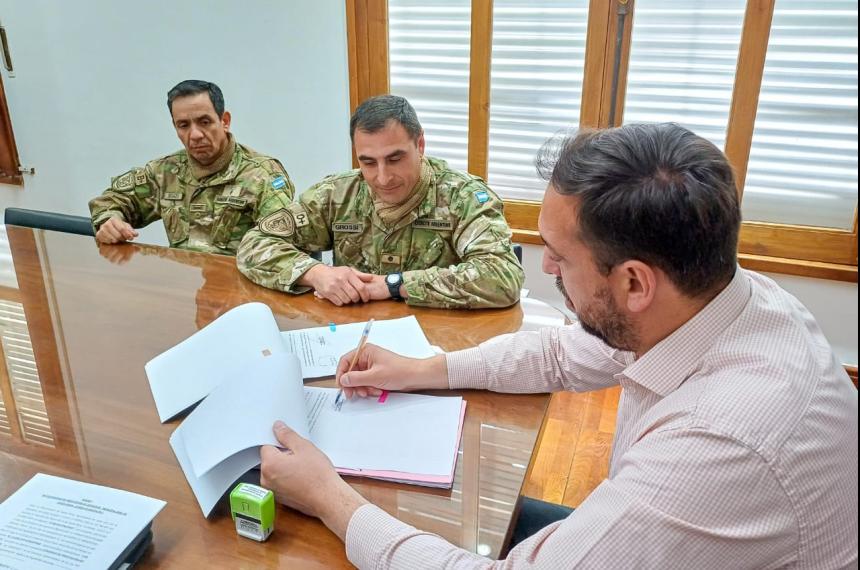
xmin=0 ymin=71 xmax=23 ymax=186
xmin=345 ymin=0 xmax=858 ymax=282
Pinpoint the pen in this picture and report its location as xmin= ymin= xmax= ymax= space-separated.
xmin=333 ymin=318 xmax=374 ymax=411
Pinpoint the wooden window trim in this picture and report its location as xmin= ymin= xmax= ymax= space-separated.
xmin=0 ymin=71 xmax=23 ymax=186
xmin=346 ymin=0 xmax=858 ymax=282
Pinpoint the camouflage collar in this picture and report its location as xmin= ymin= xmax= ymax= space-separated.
xmin=179 ymin=139 xmax=244 ymax=188
xmin=357 ymin=157 xmax=440 ymax=231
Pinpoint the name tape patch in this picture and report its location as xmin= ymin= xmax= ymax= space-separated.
xmin=332 ymin=222 xmax=364 ymax=233
xmin=163 ymin=192 xmax=183 ymax=201
xmin=413 ymin=218 xmax=453 ymax=231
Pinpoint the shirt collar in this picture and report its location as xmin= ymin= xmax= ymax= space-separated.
xmin=620 ymin=267 xmax=752 ymax=397
xmin=357 ymin=157 xmax=440 ymax=227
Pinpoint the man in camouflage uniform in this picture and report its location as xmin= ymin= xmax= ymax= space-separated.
xmin=237 ymin=95 xmax=523 ymax=309
xmin=89 ymin=80 xmax=294 ymax=255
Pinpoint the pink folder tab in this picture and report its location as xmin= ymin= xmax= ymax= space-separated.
xmin=335 ymin=401 xmax=467 ymax=489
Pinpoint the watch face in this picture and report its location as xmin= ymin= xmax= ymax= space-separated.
xmin=386 ymin=274 xmax=399 ymax=285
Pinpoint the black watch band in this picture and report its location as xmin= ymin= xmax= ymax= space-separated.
xmin=386 ymin=273 xmax=404 ymax=300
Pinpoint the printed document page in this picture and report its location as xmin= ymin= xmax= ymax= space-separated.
xmin=307 ymin=387 xmax=463 ymax=476
xmin=281 ymin=316 xmax=435 ymax=378
xmin=146 ymin=302 xmax=284 ymax=422
xmin=0 ymin=474 xmax=165 ymax=570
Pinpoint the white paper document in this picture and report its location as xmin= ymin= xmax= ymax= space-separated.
xmin=145 ymin=302 xmax=285 ymax=422
xmin=280 ymin=316 xmax=435 ymax=378
xmin=170 ymin=352 xmax=464 ymax=516
xmin=146 ymin=303 xmax=437 ymax=423
xmin=0 ymin=474 xmax=165 ymax=570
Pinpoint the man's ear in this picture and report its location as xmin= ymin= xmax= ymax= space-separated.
xmin=614 ymin=260 xmax=656 ymax=314
xmin=221 ymin=110 xmax=232 ymax=131
xmin=417 ymin=132 xmax=426 ymax=156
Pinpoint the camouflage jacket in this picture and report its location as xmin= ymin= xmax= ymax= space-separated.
xmin=237 ymin=157 xmax=524 ymax=309
xmin=89 ymin=141 xmax=295 ymax=255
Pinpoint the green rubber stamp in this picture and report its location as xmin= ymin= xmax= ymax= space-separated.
xmin=230 ymin=483 xmax=275 ymax=541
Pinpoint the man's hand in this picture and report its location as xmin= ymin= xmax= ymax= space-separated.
xmin=335 ymin=344 xmax=449 ymax=399
xmin=98 ymin=243 xmax=137 ymax=265
xmin=95 ymin=217 xmax=138 ymax=244
xmin=356 ymin=272 xmax=408 ymax=301
xmin=303 ymin=265 xmax=372 ymax=306
xmin=260 ymin=421 xmax=367 ymax=541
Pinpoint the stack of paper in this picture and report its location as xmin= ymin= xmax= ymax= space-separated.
xmin=145 ymin=304 xmax=464 ymax=517
xmin=0 ymin=474 xmax=165 ymax=570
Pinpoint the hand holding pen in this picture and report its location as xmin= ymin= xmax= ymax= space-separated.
xmin=333 ymin=319 xmax=375 ymax=411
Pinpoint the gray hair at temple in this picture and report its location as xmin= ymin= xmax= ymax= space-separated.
xmin=535 ymin=122 xmax=741 ymax=298
xmin=350 ymin=95 xmax=423 ymax=142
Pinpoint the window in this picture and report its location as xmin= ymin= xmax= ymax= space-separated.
xmin=486 ymin=1 xmax=589 ymax=201
xmin=347 ymin=0 xmax=858 ymax=281
xmin=742 ymin=0 xmax=858 ymax=229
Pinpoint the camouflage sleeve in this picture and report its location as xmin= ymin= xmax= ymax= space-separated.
xmin=253 ymin=159 xmax=296 ymax=220
xmin=88 ymin=165 xmax=160 ymax=233
xmin=402 ymin=182 xmax=524 ymax=309
xmin=237 ymin=179 xmax=334 ymax=294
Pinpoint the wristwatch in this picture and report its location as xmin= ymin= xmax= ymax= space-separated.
xmin=385 ymin=272 xmax=404 ymax=300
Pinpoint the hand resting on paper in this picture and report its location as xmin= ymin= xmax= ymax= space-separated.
xmin=260 ymin=421 xmax=367 ymax=541
xmin=335 ymin=343 xmax=448 ymax=400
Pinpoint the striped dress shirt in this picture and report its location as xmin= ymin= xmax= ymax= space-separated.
xmin=346 ymin=269 xmax=858 ymax=569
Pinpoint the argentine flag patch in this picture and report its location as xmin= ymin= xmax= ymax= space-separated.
xmin=272 ymin=176 xmax=287 ymax=190
xmin=474 ymin=190 xmax=490 ymax=205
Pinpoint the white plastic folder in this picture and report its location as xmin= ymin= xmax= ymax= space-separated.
xmin=145 ymin=302 xmax=435 ymax=422
xmin=169 ymin=352 xmax=465 ymax=517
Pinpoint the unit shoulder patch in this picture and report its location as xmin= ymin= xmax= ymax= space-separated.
xmin=474 ymin=190 xmax=490 ymax=205
xmin=111 ymin=171 xmax=136 ymax=192
xmin=260 ymin=209 xmax=295 ymax=237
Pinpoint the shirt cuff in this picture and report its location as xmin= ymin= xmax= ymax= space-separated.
xmin=446 ymin=347 xmax=490 ymax=390
xmin=345 ymin=503 xmax=416 ymax=569
xmin=281 ymin=257 xmax=320 ymax=294
xmin=91 ymin=211 xmax=125 ymax=231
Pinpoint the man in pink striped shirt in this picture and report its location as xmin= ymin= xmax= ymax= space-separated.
xmin=260 ymin=123 xmax=858 ymax=568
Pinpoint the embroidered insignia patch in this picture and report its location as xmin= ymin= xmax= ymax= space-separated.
xmin=272 ymin=176 xmax=287 ymax=190
xmin=474 ymin=190 xmax=490 ymax=205
xmin=163 ymin=192 xmax=183 ymax=201
xmin=381 ymin=254 xmax=401 ymax=264
xmin=413 ymin=218 xmax=453 ymax=231
xmin=260 ymin=209 xmax=295 ymax=237
xmin=134 ymin=169 xmax=147 ymax=186
xmin=112 ymin=171 xmax=135 ymax=192
xmin=189 ymin=203 xmax=208 ymax=213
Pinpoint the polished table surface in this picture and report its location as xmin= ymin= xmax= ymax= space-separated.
xmin=0 ymin=226 xmax=565 ymax=568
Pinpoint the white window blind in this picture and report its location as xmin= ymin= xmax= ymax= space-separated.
xmin=0 ymin=300 xmax=54 ymax=446
xmin=487 ymin=1 xmax=589 ymax=201
xmin=0 ymin=226 xmax=18 ymax=290
xmin=389 ymin=0 xmax=472 ymax=172
xmin=742 ymin=0 xmax=858 ymax=229
xmin=623 ymin=1 xmax=747 ymax=149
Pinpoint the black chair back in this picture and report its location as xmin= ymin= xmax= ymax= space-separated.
xmin=4 ymin=207 xmax=95 ymax=237
xmin=513 ymin=243 xmax=523 ymax=264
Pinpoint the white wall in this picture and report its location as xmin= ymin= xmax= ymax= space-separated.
xmin=521 ymin=244 xmax=858 ymax=366
xmin=0 ymin=0 xmax=352 ymax=245
xmin=1 ymin=1 xmax=855 ymax=366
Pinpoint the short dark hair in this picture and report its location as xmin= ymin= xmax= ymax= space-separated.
xmin=350 ymin=95 xmax=423 ymax=141
xmin=536 ymin=123 xmax=741 ymax=298
xmin=167 ymin=80 xmax=225 ymax=117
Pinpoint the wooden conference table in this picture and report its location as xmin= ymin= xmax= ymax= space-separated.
xmin=0 ymin=226 xmax=565 ymax=568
